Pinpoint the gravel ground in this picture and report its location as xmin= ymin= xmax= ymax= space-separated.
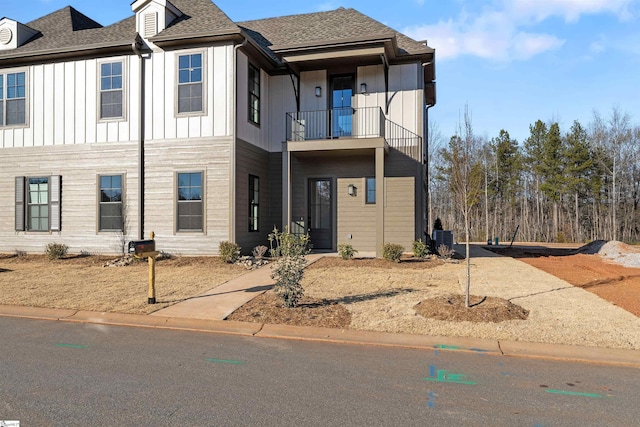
xmin=580 ymin=240 xmax=640 ymax=268
xmin=302 ymin=245 xmax=640 ymax=350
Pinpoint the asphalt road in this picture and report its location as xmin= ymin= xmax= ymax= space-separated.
xmin=0 ymin=317 xmax=638 ymax=426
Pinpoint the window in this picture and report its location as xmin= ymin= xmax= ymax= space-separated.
xmin=100 ymin=62 xmax=123 ymax=119
xmin=249 ymin=175 xmax=259 ymax=232
xmin=178 ymin=53 xmax=203 ymax=114
xmin=248 ymin=63 xmax=260 ymax=125
xmin=177 ymin=172 xmax=203 ymax=231
xmin=0 ymin=71 xmax=27 ymax=126
xmin=99 ymin=175 xmax=123 ymax=231
xmin=28 ymin=177 xmax=49 ymax=231
xmin=366 ymin=177 xmax=376 ymax=204
xmin=15 ymin=175 xmax=61 ymax=232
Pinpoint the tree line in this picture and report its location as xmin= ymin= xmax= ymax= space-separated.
xmin=429 ymin=107 xmax=640 ymax=244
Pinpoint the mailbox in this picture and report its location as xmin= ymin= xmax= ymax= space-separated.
xmin=128 ymin=239 xmax=156 ymax=255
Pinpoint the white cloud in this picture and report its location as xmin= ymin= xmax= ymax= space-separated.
xmin=316 ymin=2 xmax=339 ymax=12
xmin=404 ymin=12 xmax=564 ymax=61
xmin=507 ymin=0 xmax=635 ymax=23
xmin=403 ymin=0 xmax=634 ymax=61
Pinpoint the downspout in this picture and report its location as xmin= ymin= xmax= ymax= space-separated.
xmin=133 ymin=35 xmax=146 ymax=240
xmin=422 ymin=61 xmax=433 ymax=241
xmin=230 ymin=37 xmax=248 ymax=243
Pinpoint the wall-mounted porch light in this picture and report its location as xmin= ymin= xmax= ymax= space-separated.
xmin=360 ymin=83 xmax=367 ymax=94
xmin=315 ymin=86 xmax=322 ymax=97
xmin=348 ymin=184 xmax=356 ymax=196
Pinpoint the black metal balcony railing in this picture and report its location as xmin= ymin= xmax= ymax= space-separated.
xmin=286 ymin=107 xmax=422 ymax=161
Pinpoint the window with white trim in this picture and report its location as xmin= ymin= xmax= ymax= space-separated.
xmin=15 ymin=175 xmax=62 ymax=232
xmin=0 ymin=71 xmax=27 ymax=126
xmin=177 ymin=172 xmax=203 ymax=231
xmin=100 ymin=62 xmax=123 ymax=119
xmin=99 ymin=175 xmax=123 ymax=231
xmin=177 ymin=53 xmax=203 ymax=114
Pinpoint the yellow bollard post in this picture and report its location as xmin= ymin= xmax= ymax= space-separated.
xmin=148 ymin=231 xmax=156 ymax=304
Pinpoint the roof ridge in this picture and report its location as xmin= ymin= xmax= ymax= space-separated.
xmin=237 ymin=7 xmax=354 ymax=25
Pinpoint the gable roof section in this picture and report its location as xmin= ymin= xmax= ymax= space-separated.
xmin=149 ymin=0 xmax=241 ymax=44
xmin=0 ymin=7 xmax=135 ymax=63
xmin=239 ymin=7 xmax=433 ymax=65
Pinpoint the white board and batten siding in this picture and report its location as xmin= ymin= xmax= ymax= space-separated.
xmin=0 ymin=56 xmax=140 ymax=149
xmin=144 ymin=44 xmax=234 ymax=142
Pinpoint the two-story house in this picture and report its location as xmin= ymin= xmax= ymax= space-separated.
xmin=0 ymin=0 xmax=435 ymax=257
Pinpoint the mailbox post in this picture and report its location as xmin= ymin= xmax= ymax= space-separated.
xmin=128 ymin=231 xmax=160 ymax=304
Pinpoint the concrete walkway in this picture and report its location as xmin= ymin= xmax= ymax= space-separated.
xmin=151 ymin=254 xmax=325 ymax=320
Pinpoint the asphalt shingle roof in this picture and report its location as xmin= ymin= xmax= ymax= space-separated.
xmin=0 ymin=6 xmax=135 ymax=59
xmin=239 ymin=7 xmax=432 ymax=58
xmin=0 ymin=2 xmax=430 ymax=63
xmin=151 ymin=0 xmax=239 ymax=39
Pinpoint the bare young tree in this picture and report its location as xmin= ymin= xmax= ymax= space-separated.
xmin=445 ymin=106 xmax=483 ymax=307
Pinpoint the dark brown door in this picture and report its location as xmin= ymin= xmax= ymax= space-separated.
xmin=308 ymin=178 xmax=332 ymax=249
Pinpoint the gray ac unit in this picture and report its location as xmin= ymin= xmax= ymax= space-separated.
xmin=432 ymin=230 xmax=453 ymax=251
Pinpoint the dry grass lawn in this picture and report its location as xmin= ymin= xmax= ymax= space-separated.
xmin=0 ymin=254 xmax=247 ymax=314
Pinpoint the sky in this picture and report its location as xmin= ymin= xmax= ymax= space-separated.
xmin=2 ymin=0 xmax=639 ymax=144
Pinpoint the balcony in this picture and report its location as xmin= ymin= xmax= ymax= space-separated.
xmin=286 ymin=107 xmax=422 ymax=161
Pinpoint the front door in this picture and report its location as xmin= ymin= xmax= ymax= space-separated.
xmin=331 ymin=75 xmax=354 ymax=137
xmin=308 ymin=178 xmax=332 ymax=250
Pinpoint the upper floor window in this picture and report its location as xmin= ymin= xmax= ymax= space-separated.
xmin=248 ymin=63 xmax=260 ymax=125
xmin=0 ymin=71 xmax=27 ymax=126
xmin=178 ymin=53 xmax=203 ymax=114
xmin=100 ymin=62 xmax=123 ymax=119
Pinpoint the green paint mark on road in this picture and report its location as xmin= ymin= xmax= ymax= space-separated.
xmin=55 ymin=343 xmax=87 ymax=349
xmin=424 ymin=369 xmax=477 ymax=385
xmin=434 ymin=345 xmax=460 ymax=350
xmin=206 ymin=358 xmax=243 ymax=365
xmin=545 ymin=389 xmax=604 ymax=398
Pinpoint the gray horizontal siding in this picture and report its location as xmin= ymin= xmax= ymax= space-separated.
xmin=0 ymin=143 xmax=140 ymax=255
xmin=143 ymin=137 xmax=232 ymax=256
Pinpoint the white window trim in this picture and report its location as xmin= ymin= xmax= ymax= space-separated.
xmin=0 ymin=67 xmax=30 ymax=129
xmin=174 ymin=170 xmax=206 ymax=234
xmin=97 ymin=57 xmax=128 ymax=122
xmin=174 ymin=49 xmax=207 ymax=118
xmin=96 ymin=173 xmax=126 ymax=233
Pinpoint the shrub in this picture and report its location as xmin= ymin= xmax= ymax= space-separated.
xmin=268 ymin=227 xmax=310 ymax=258
xmin=252 ymin=245 xmax=268 ymax=259
xmin=412 ymin=239 xmax=429 ymax=258
xmin=45 ymin=243 xmax=68 ymax=260
xmin=383 ymin=243 xmax=404 ymax=263
xmin=337 ymin=243 xmax=358 ymax=260
xmin=14 ymin=249 xmax=27 ymax=258
xmin=437 ymin=244 xmax=454 ymax=260
xmin=219 ymin=241 xmax=241 ymax=263
xmin=269 ymin=227 xmax=310 ymax=308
